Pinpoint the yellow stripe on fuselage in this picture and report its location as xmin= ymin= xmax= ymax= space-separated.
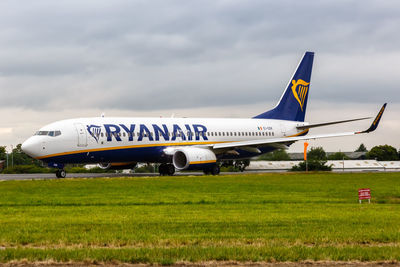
xmin=190 ymin=160 xmax=217 ymax=165
xmin=36 ymin=141 xmax=230 ymax=160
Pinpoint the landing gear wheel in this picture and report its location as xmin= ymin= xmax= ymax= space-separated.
xmin=159 ymin=164 xmax=167 ymax=176
xmin=56 ymin=169 xmax=66 ymax=178
xmin=211 ymin=165 xmax=220 ymax=175
xmin=203 ymin=169 xmax=211 ymax=175
xmin=159 ymin=164 xmax=174 ymax=176
xmin=167 ymin=164 xmax=175 ymax=176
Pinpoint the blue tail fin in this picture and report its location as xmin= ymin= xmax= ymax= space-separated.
xmin=253 ymin=51 xmax=314 ymax=122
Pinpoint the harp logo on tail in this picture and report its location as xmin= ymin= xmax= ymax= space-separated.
xmin=291 ymin=79 xmax=309 ymax=111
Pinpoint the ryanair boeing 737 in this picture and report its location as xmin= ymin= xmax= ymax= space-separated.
xmin=21 ymin=52 xmax=386 ymax=178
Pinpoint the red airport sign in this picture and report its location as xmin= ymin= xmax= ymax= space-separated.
xmin=358 ymin=188 xmax=371 ymax=203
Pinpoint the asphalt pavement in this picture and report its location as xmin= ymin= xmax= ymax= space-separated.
xmin=0 ymin=172 xmax=236 ymax=180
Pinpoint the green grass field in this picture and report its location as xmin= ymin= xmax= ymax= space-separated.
xmin=0 ymin=172 xmax=400 ymax=264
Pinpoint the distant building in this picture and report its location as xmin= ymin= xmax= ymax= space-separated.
xmin=248 ymin=160 xmax=400 ymax=172
xmin=0 ymin=160 xmax=5 ymax=171
xmin=288 ymin=152 xmax=367 ymax=160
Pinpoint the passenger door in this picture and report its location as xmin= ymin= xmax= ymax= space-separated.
xmin=74 ymin=123 xmax=87 ymax=147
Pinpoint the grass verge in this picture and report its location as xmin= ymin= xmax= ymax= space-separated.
xmin=0 ymin=172 xmax=399 ymax=263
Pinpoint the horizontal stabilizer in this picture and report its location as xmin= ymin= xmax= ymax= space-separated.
xmin=297 ymin=117 xmax=371 ymax=130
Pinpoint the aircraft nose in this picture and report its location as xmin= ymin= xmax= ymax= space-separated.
xmin=21 ymin=137 xmax=39 ymax=158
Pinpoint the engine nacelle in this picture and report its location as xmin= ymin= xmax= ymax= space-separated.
xmin=172 ymin=147 xmax=217 ymax=171
xmin=98 ymin=162 xmax=137 ymax=170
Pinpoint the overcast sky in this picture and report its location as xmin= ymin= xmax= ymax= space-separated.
xmin=0 ymin=0 xmax=398 ymax=152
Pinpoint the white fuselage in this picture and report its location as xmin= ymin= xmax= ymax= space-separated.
xmin=22 ymin=117 xmax=307 ymax=164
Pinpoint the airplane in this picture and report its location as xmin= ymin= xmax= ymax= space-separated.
xmin=21 ymin=51 xmax=386 ymax=178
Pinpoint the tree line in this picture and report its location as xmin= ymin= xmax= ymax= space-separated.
xmin=258 ymin=144 xmax=400 ymax=161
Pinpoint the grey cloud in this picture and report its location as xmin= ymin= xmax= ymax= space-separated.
xmin=0 ymin=0 xmax=399 ymax=111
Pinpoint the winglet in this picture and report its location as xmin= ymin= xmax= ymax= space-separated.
xmin=356 ymin=103 xmax=387 ymax=134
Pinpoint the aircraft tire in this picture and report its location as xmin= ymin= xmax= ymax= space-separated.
xmin=211 ymin=165 xmax=220 ymax=175
xmin=56 ymin=169 xmax=66 ymax=178
xmin=203 ymin=169 xmax=211 ymax=175
xmin=167 ymin=164 xmax=175 ymax=176
xmin=59 ymin=170 xmax=66 ymax=178
xmin=159 ymin=164 xmax=167 ymax=176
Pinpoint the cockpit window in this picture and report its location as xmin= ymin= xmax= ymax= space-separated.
xmin=35 ymin=130 xmax=62 ymax=137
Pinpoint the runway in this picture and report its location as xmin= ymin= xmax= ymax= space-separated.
xmin=0 ymin=172 xmax=191 ymax=181
xmin=0 ymin=172 xmax=244 ymax=181
xmin=0 ymin=169 xmax=395 ymax=181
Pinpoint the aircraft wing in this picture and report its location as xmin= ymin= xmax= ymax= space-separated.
xmin=212 ymin=103 xmax=386 ymax=151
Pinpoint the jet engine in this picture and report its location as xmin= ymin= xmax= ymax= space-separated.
xmin=172 ymin=147 xmax=217 ymax=171
xmin=98 ymin=162 xmax=137 ymax=170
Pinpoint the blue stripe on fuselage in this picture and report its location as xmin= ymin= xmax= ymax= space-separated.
xmin=41 ymin=145 xmax=277 ymax=164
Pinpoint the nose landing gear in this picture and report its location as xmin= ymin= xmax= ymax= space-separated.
xmin=55 ymin=169 xmax=66 ymax=178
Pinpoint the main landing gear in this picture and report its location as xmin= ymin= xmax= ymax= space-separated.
xmin=203 ymin=165 xmax=220 ymax=175
xmin=55 ymin=169 xmax=66 ymax=178
xmin=159 ymin=164 xmax=175 ymax=176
